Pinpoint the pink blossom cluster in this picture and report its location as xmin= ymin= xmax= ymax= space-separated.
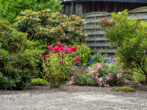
xmin=117 ymin=73 xmax=122 ymax=79
xmin=97 ymin=63 xmax=103 ymax=71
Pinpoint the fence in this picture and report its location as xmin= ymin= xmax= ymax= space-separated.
xmin=83 ymin=6 xmax=147 ymax=54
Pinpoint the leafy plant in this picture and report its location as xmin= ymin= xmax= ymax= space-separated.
xmin=0 ymin=20 xmax=42 ymax=90
xmin=100 ymin=10 xmax=147 ymax=83
xmin=74 ymin=44 xmax=91 ymax=66
xmin=31 ymin=78 xmax=49 ymax=86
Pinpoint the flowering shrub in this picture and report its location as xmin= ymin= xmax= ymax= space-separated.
xmin=100 ymin=10 xmax=147 ymax=84
xmin=88 ymin=62 xmax=125 ymax=87
xmin=71 ymin=58 xmax=125 ymax=87
xmin=41 ymin=43 xmax=80 ymax=87
xmin=15 ymin=9 xmax=87 ymax=45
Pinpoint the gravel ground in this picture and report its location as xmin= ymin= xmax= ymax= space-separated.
xmin=0 ymin=85 xmax=147 ymax=110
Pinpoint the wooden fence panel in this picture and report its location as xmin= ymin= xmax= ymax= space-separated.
xmin=83 ymin=7 xmax=147 ymax=54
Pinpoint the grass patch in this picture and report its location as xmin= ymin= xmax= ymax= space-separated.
xmin=112 ymin=86 xmax=135 ymax=92
xmin=31 ymin=78 xmax=49 ymax=86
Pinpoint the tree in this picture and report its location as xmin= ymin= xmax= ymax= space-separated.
xmin=0 ymin=0 xmax=62 ymax=23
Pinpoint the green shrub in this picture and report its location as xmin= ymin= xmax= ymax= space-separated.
xmin=73 ymin=67 xmax=97 ymax=86
xmin=15 ymin=9 xmax=87 ymax=46
xmin=0 ymin=0 xmax=62 ymax=23
xmin=112 ymin=86 xmax=135 ymax=92
xmin=75 ymin=44 xmax=91 ymax=66
xmin=0 ymin=20 xmax=42 ymax=90
xmin=31 ymin=78 xmax=49 ymax=86
xmin=100 ymin=10 xmax=147 ymax=83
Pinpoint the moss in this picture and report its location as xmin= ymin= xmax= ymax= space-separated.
xmin=31 ymin=78 xmax=49 ymax=86
xmin=112 ymin=86 xmax=135 ymax=92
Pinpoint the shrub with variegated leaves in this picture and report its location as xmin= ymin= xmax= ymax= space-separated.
xmin=15 ymin=9 xmax=87 ymax=45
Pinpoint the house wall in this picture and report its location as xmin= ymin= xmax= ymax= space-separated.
xmin=62 ymin=1 xmax=147 ymax=16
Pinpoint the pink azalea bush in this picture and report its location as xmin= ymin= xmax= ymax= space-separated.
xmin=40 ymin=42 xmax=80 ymax=87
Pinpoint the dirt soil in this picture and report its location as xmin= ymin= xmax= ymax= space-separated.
xmin=0 ymin=85 xmax=147 ymax=110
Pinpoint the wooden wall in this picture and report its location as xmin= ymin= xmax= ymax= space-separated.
xmin=62 ymin=1 xmax=147 ymax=16
xmin=83 ymin=7 xmax=147 ymax=54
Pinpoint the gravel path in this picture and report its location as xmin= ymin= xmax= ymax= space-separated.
xmin=0 ymin=86 xmax=147 ymax=110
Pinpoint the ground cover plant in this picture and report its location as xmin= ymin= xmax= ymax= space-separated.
xmin=100 ymin=10 xmax=147 ymax=84
xmin=0 ymin=20 xmax=42 ymax=90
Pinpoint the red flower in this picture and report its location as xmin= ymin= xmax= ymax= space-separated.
xmin=53 ymin=46 xmax=59 ymax=53
xmin=57 ymin=42 xmax=62 ymax=47
xmin=48 ymin=45 xmax=53 ymax=50
xmin=40 ymin=55 xmax=44 ymax=58
xmin=75 ymin=56 xmax=80 ymax=62
xmin=45 ymin=54 xmax=49 ymax=58
xmin=59 ymin=61 xmax=63 ymax=64
xmin=71 ymin=46 xmax=77 ymax=52
xmin=59 ymin=47 xmax=64 ymax=52
xmin=65 ymin=48 xmax=71 ymax=53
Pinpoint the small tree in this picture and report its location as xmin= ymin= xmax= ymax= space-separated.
xmin=100 ymin=10 xmax=147 ymax=83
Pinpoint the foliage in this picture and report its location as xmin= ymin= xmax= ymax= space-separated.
xmin=88 ymin=54 xmax=104 ymax=66
xmin=0 ymin=20 xmax=42 ymax=90
xmin=0 ymin=0 xmax=62 ymax=23
xmin=31 ymin=78 xmax=49 ymax=86
xmin=41 ymin=43 xmax=81 ymax=87
xmin=15 ymin=9 xmax=87 ymax=46
xmin=75 ymin=44 xmax=91 ymax=66
xmin=72 ymin=57 xmax=125 ymax=87
xmin=72 ymin=66 xmax=97 ymax=86
xmin=100 ymin=10 xmax=147 ymax=83
xmin=112 ymin=86 xmax=135 ymax=92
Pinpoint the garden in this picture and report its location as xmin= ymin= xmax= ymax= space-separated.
xmin=0 ymin=0 xmax=147 ymax=90
xmin=0 ymin=0 xmax=147 ymax=109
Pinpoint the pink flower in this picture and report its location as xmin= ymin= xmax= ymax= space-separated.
xmin=138 ymin=83 xmax=142 ymax=87
xmin=59 ymin=61 xmax=63 ymax=64
xmin=106 ymin=75 xmax=111 ymax=81
xmin=97 ymin=64 xmax=103 ymax=71
xmin=48 ymin=45 xmax=53 ymax=50
xmin=57 ymin=42 xmax=62 ymax=47
xmin=40 ymin=55 xmax=44 ymax=58
xmin=45 ymin=54 xmax=49 ymax=58
xmin=71 ymin=46 xmax=77 ymax=52
xmin=68 ymin=81 xmax=73 ymax=85
xmin=98 ymin=78 xmax=103 ymax=86
xmin=117 ymin=73 xmax=122 ymax=79
xmin=124 ymin=80 xmax=130 ymax=84
xmin=112 ymin=58 xmax=117 ymax=62
xmin=75 ymin=56 xmax=80 ymax=62
xmin=53 ymin=46 xmax=59 ymax=53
